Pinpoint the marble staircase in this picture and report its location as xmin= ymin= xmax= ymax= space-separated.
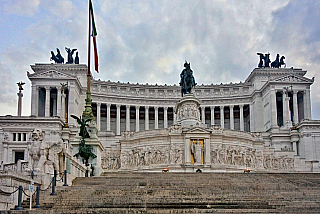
xmin=4 ymin=172 xmax=320 ymax=213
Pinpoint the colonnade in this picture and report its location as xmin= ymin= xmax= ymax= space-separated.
xmin=31 ymin=86 xmax=68 ymax=119
xmin=93 ymin=103 xmax=252 ymax=135
xmin=270 ymin=89 xmax=310 ymax=128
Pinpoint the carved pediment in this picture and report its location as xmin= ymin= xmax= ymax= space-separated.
xmin=28 ymin=70 xmax=75 ymax=79
xmin=183 ymin=126 xmax=211 ymax=134
xmin=272 ymin=74 xmax=314 ymax=83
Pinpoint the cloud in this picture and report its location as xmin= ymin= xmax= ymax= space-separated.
xmin=3 ymin=0 xmax=41 ymax=16
xmin=0 ymin=0 xmax=320 ymax=119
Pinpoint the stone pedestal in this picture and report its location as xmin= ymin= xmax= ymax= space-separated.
xmin=175 ymin=94 xmax=201 ymax=127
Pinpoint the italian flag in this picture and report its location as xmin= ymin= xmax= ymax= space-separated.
xmin=90 ymin=0 xmax=99 ymax=73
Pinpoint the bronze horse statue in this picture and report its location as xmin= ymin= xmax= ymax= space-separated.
xmin=180 ymin=61 xmax=196 ymax=97
xmin=50 ymin=48 xmax=64 ymax=63
xmin=271 ymin=54 xmax=286 ymax=68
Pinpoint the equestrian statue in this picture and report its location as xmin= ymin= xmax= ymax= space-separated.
xmin=179 ymin=61 xmax=197 ymax=97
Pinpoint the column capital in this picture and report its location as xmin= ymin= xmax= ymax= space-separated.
xmin=56 ymin=86 xmax=62 ymax=90
xmin=135 ymin=105 xmax=140 ymax=109
xmin=201 ymin=106 xmax=205 ymax=110
xmin=107 ymin=103 xmax=111 ymax=108
xmin=293 ymin=90 xmax=299 ymax=94
xmin=164 ymin=106 xmax=168 ymax=111
xmin=126 ymin=105 xmax=130 ymax=109
xmin=154 ymin=106 xmax=158 ymax=110
xmin=45 ymin=86 xmax=50 ymax=90
xmin=220 ymin=106 xmax=224 ymax=109
xmin=145 ymin=106 xmax=149 ymax=110
xmin=210 ymin=106 xmax=215 ymax=110
xmin=239 ymin=104 xmax=244 ymax=108
xmin=97 ymin=102 xmax=101 ymax=107
xmin=116 ymin=104 xmax=121 ymax=108
xmin=229 ymin=105 xmax=234 ymax=109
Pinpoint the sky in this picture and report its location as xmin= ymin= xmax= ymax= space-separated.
xmin=0 ymin=0 xmax=320 ymax=119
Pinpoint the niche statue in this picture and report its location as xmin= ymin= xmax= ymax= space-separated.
xmin=179 ymin=61 xmax=197 ymax=97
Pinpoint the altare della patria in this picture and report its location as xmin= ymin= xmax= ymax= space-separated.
xmin=1 ymin=48 xmax=320 ymax=212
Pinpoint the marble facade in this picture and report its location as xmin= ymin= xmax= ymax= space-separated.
xmin=0 ymin=63 xmax=319 ymax=174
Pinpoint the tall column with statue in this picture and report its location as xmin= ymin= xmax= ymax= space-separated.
xmin=17 ymin=82 xmax=25 ymax=116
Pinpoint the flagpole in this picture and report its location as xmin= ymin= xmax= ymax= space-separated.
xmin=82 ymin=0 xmax=95 ymax=121
xmin=87 ymin=0 xmax=91 ymax=90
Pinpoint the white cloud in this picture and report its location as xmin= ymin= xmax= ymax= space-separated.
xmin=4 ymin=0 xmax=41 ymax=16
xmin=0 ymin=0 xmax=320 ymax=119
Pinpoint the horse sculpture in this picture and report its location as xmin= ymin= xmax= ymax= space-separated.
xmin=50 ymin=48 xmax=64 ymax=63
xmin=271 ymin=54 xmax=286 ymax=68
xmin=180 ymin=61 xmax=196 ymax=97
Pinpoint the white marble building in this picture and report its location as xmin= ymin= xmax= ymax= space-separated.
xmin=1 ymin=63 xmax=320 ymax=173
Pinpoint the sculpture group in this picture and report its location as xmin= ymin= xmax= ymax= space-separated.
xmin=71 ymin=115 xmax=97 ymax=164
xmin=50 ymin=47 xmax=79 ymax=64
xmin=257 ymin=53 xmax=286 ymax=68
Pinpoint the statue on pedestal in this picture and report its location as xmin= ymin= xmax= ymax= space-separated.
xmin=191 ymin=140 xmax=203 ymax=164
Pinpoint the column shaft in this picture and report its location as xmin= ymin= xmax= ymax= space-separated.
xmin=107 ymin=104 xmax=111 ymax=131
xmin=145 ymin=106 xmax=149 ymax=130
xmin=97 ymin=103 xmax=101 ymax=131
xmin=185 ymin=138 xmax=191 ymax=164
xmin=293 ymin=91 xmax=299 ymax=124
xmin=126 ymin=105 xmax=130 ymax=131
xmin=61 ymin=93 xmax=66 ymax=121
xmin=155 ymin=107 xmax=158 ymax=129
xmin=230 ymin=105 xmax=234 ymax=130
xmin=201 ymin=107 xmax=205 ymax=124
xmin=45 ymin=87 xmax=50 ymax=117
xmin=240 ymin=105 xmax=244 ymax=131
xmin=305 ymin=89 xmax=312 ymax=119
xmin=31 ymin=85 xmax=37 ymax=116
xmin=271 ymin=89 xmax=278 ymax=127
xmin=282 ymin=90 xmax=287 ymax=125
xmin=164 ymin=107 xmax=168 ymax=128
xmin=136 ymin=106 xmax=140 ymax=132
xmin=220 ymin=106 xmax=224 ymax=128
xmin=116 ymin=105 xmax=121 ymax=135
xmin=249 ymin=104 xmax=253 ymax=132
xmin=57 ymin=87 xmax=61 ymax=116
xmin=210 ymin=107 xmax=214 ymax=126
xmin=205 ymin=139 xmax=210 ymax=165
